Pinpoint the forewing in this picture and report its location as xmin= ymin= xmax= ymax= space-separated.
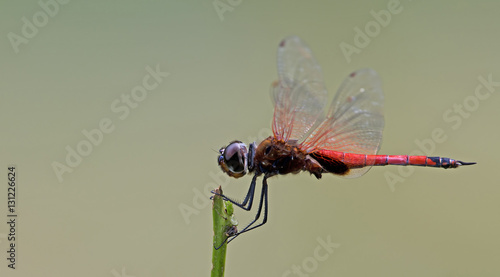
xmin=301 ymin=68 xmax=385 ymax=178
xmin=272 ymin=36 xmax=327 ymax=142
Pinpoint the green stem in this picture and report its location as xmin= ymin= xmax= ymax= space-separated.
xmin=211 ymin=186 xmax=237 ymax=277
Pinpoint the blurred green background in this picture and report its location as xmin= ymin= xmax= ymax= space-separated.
xmin=1 ymin=1 xmax=499 ymax=276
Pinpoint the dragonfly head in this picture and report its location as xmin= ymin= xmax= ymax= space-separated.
xmin=218 ymin=141 xmax=250 ymax=178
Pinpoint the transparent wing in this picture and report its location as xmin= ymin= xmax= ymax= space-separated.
xmin=272 ymin=36 xmax=328 ymax=142
xmin=301 ymin=68 xmax=385 ymax=178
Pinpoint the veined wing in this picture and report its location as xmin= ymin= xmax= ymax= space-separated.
xmin=301 ymin=68 xmax=385 ymax=178
xmin=272 ymin=36 xmax=327 ymax=142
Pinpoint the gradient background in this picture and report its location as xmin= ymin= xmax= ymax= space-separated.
xmin=1 ymin=1 xmax=499 ymax=276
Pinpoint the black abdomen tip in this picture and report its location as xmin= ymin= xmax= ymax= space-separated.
xmin=457 ymin=161 xmax=476 ymax=166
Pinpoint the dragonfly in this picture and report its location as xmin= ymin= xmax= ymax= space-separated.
xmin=215 ymin=36 xmax=475 ymax=247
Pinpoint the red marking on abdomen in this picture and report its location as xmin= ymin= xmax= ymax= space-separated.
xmin=313 ymin=150 xmax=463 ymax=169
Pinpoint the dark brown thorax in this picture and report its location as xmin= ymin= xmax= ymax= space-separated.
xmin=253 ymin=136 xmax=324 ymax=178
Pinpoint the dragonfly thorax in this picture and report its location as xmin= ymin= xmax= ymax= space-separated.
xmin=253 ymin=137 xmax=309 ymax=176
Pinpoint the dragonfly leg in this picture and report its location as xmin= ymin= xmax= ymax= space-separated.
xmin=212 ymin=174 xmax=269 ymax=249
xmin=226 ymin=176 xmax=269 ymax=244
xmin=211 ymin=174 xmax=258 ymax=211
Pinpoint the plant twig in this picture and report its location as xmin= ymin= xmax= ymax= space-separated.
xmin=211 ymin=186 xmax=237 ymax=277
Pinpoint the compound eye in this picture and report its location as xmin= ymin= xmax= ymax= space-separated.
xmin=224 ymin=143 xmax=246 ymax=173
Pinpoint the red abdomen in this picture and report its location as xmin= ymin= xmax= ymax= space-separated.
xmin=311 ymin=150 xmax=473 ymax=174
